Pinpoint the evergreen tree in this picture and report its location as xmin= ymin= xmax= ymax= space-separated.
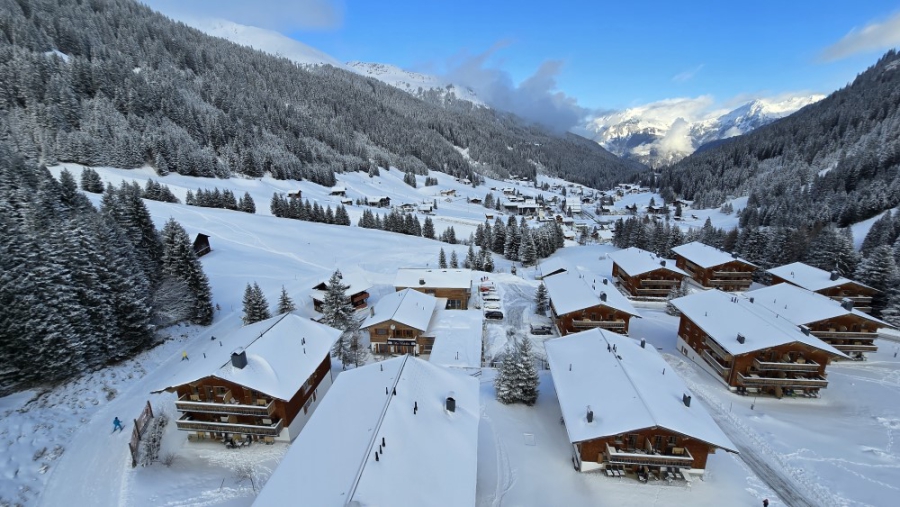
xmin=439 ymin=248 xmax=447 ymax=268
xmin=450 ymin=250 xmax=459 ymax=269
xmin=80 ymin=167 xmax=104 ymax=193
xmin=242 ymin=282 xmax=271 ymax=324
xmin=238 ymin=192 xmax=256 ymax=213
xmin=336 ymin=316 xmax=368 ymax=368
xmin=423 ymin=216 xmax=435 ymax=239
xmin=480 ymin=247 xmax=495 ymax=273
xmin=160 ymin=218 xmax=214 ymax=325
xmin=321 ymin=270 xmax=354 ymax=330
xmin=494 ymin=335 xmax=540 ymax=405
xmin=464 ymin=243 xmax=477 ymax=269
xmin=534 ymin=283 xmax=549 ymax=315
xmin=854 ymin=245 xmax=898 ymax=314
xmin=519 ymin=228 xmax=537 ymax=266
xmin=277 ymin=286 xmax=296 ymax=314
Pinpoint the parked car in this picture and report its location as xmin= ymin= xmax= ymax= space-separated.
xmin=485 ymin=309 xmax=504 ymax=320
xmin=482 ymin=292 xmax=500 ymax=302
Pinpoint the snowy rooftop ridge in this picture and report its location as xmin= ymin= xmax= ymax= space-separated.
xmin=746 ymin=283 xmax=890 ymax=328
xmin=395 ymin=268 xmax=473 ymax=290
xmin=671 ymin=241 xmax=756 ymax=269
xmin=671 ymin=290 xmax=848 ymax=358
xmin=607 ymin=247 xmax=688 ymax=277
xmin=361 ymin=288 xmax=437 ymax=331
xmin=427 ymin=309 xmax=484 ymax=369
xmin=154 ymin=314 xmax=341 ymax=400
xmin=545 ymin=329 xmax=737 ymax=452
xmin=542 ymin=270 xmax=640 ymax=318
xmin=538 ymin=256 xmax=572 ymax=279
xmin=253 ymin=356 xmax=479 ymax=507
xmin=767 ymin=262 xmax=877 ymax=293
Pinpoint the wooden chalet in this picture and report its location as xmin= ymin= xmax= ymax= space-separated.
xmin=287 ymin=190 xmax=302 ymax=200
xmin=747 ymin=283 xmax=893 ymax=359
xmin=328 ymin=186 xmax=346 ymax=196
xmin=767 ymin=262 xmax=879 ymax=313
xmin=545 ymin=329 xmax=738 ymax=478
xmin=192 ymin=233 xmax=211 ymax=258
xmin=672 ymin=241 xmax=756 ymax=291
xmin=537 ymin=257 xmax=570 ymax=280
xmin=645 ymin=205 xmax=670 ymax=215
xmin=153 ymin=314 xmax=341 ymax=443
xmin=366 ymin=196 xmax=391 ymax=207
xmin=253 ymin=356 xmax=479 ymax=507
xmin=607 ymin=247 xmax=687 ymax=298
xmin=671 ymin=290 xmax=848 ymax=397
xmin=543 ymin=271 xmax=641 ymax=335
xmin=310 ymin=272 xmax=371 ymax=313
xmin=361 ymin=288 xmax=438 ymax=355
xmin=395 ymin=268 xmax=472 ymax=310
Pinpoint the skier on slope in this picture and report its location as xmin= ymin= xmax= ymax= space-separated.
xmin=113 ymin=417 xmax=124 ymax=432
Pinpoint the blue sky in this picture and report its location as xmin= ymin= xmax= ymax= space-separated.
xmin=145 ymin=0 xmax=900 ymax=113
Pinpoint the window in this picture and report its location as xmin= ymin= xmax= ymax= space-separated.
xmin=375 ymin=328 xmax=387 ymax=335
xmin=446 ymin=299 xmax=461 ymax=309
xmin=214 ymin=386 xmax=227 ymax=397
xmin=668 ymin=436 xmax=678 ymax=447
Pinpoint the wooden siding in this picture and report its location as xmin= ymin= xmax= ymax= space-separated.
xmin=771 ymin=277 xmax=877 ymax=312
xmin=365 ymin=319 xmax=432 ymax=355
xmin=613 ymin=262 xmax=685 ymax=298
xmin=576 ymin=427 xmax=715 ymax=472
xmin=675 ymin=257 xmax=754 ymax=291
xmin=397 ymin=286 xmax=471 ymax=310
xmin=551 ymin=303 xmax=633 ymax=336
xmin=806 ymin=314 xmax=879 ymax=356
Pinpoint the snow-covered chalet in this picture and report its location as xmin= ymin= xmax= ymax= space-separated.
xmin=543 ymin=270 xmax=640 ymax=335
xmin=361 ymin=288 xmax=438 ymax=355
xmin=309 ymin=271 xmax=371 ymax=313
xmin=767 ymin=261 xmax=879 ymax=313
xmin=607 ymin=247 xmax=687 ymax=298
xmin=395 ymin=268 xmax=472 ymax=310
xmin=672 ymin=241 xmax=756 ymax=291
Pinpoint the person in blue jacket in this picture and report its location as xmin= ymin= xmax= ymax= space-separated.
xmin=113 ymin=417 xmax=124 ymax=432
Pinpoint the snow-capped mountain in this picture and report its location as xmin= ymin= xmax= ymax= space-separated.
xmin=585 ymin=95 xmax=824 ymax=167
xmin=347 ymin=61 xmax=485 ymax=106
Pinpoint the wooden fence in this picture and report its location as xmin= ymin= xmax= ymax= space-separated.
xmin=129 ymin=401 xmax=154 ymax=468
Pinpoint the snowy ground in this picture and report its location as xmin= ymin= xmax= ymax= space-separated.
xmin=1 ymin=166 xmax=898 ymax=506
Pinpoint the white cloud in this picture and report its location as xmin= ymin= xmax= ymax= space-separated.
xmin=821 ymin=11 xmax=900 ymax=62
xmin=672 ymin=64 xmax=704 ymax=83
xmin=140 ymin=0 xmax=344 ymax=32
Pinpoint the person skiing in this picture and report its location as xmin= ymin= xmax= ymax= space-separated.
xmin=182 ymin=350 xmax=189 ymax=361
xmin=113 ymin=417 xmax=124 ymax=432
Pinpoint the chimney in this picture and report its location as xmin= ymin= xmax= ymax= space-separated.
xmin=749 ymin=297 xmax=754 ymax=304
xmin=600 ymin=292 xmax=607 ymax=302
xmin=231 ymin=348 xmax=248 ymax=369
xmin=830 ymin=271 xmax=840 ymax=281
xmin=640 ymin=338 xmax=646 ymax=349
xmin=736 ymin=333 xmax=746 ymax=344
xmin=660 ymin=260 xmax=666 ymax=267
xmin=419 ymin=278 xmax=426 ymax=286
xmin=841 ymin=298 xmax=854 ymax=311
xmin=602 ymin=278 xmax=608 ymax=285
xmin=370 ymin=306 xmax=375 ymax=317
xmin=682 ymin=394 xmax=692 ymax=407
xmin=799 ymin=325 xmax=811 ymax=336
xmin=446 ymin=393 xmax=456 ymax=413
xmin=586 ymin=406 xmax=594 ymax=423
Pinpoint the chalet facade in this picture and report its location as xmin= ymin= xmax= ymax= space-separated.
xmin=672 ymin=241 xmax=756 ymax=291
xmin=747 ymin=283 xmax=892 ymax=358
xmin=328 ymin=186 xmax=346 ymax=196
xmin=608 ymin=247 xmax=687 ymax=298
xmin=154 ymin=314 xmax=341 ymax=443
xmin=543 ymin=271 xmax=640 ymax=335
xmin=768 ymin=262 xmax=879 ymax=313
xmin=671 ymin=290 xmax=848 ymax=397
xmin=395 ymin=268 xmax=472 ymax=310
xmin=361 ymin=288 xmax=437 ymax=355
xmin=366 ymin=196 xmax=391 ymax=207
xmin=310 ymin=272 xmax=371 ymax=313
xmin=192 ymin=233 xmax=211 ymax=258
xmin=545 ymin=330 xmax=738 ymax=478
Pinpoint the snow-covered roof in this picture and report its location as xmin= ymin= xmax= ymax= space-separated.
xmin=310 ymin=272 xmax=372 ymax=301
xmin=538 ymin=256 xmax=571 ymax=279
xmin=671 ymin=241 xmax=756 ymax=269
xmin=154 ymin=314 xmax=341 ymax=400
xmin=427 ymin=309 xmax=483 ymax=369
xmin=607 ymin=247 xmax=688 ymax=277
xmin=767 ymin=262 xmax=877 ymax=293
xmin=360 ymin=288 xmax=437 ymax=331
xmin=747 ymin=283 xmax=890 ymax=328
xmin=330 ymin=186 xmax=346 ymax=192
xmin=394 ymin=268 xmax=473 ymax=290
xmin=545 ymin=329 xmax=737 ymax=452
xmin=253 ymin=356 xmax=479 ymax=507
xmin=543 ymin=271 xmax=640 ymax=318
xmin=671 ymin=290 xmax=848 ymax=358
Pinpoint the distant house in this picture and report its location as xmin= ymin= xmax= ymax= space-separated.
xmin=328 ymin=186 xmax=346 ymax=196
xmin=468 ymin=197 xmax=482 ymax=205
xmin=361 ymin=289 xmax=437 ymax=355
xmin=543 ymin=271 xmax=641 ymax=335
xmin=672 ymin=242 xmax=756 ymax=291
xmin=537 ymin=257 xmax=570 ymax=280
xmin=339 ymin=197 xmax=352 ymax=205
xmin=565 ymin=197 xmax=582 ymax=214
xmin=767 ymin=262 xmax=879 ymax=313
xmin=253 ymin=356 xmax=479 ymax=507
xmin=671 ymin=289 xmax=848 ymax=397
xmin=546 ymin=329 xmax=738 ymax=476
xmin=747 ymin=283 xmax=892 ymax=358
xmin=439 ymin=189 xmax=457 ymax=197
xmin=395 ymin=268 xmax=473 ymax=310
xmin=608 ymin=247 xmax=687 ymax=298
xmin=398 ymin=203 xmax=417 ymax=212
xmin=366 ymin=196 xmax=391 ymax=207
xmin=646 ymin=205 xmax=670 ymax=215
xmin=192 ymin=233 xmax=211 ymax=258
xmin=517 ymin=200 xmax=539 ymax=216
xmin=287 ymin=190 xmax=302 ymax=200
xmin=418 ymin=202 xmax=435 ymax=214
xmin=153 ymin=314 xmax=340 ymax=443
xmin=310 ymin=272 xmax=371 ymax=313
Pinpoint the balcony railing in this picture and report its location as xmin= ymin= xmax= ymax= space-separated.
xmin=704 ymin=338 xmax=733 ymax=360
xmin=709 ymin=278 xmax=753 ymax=287
xmin=737 ymin=373 xmax=828 ymax=388
xmin=176 ymin=414 xmax=283 ymax=437
xmin=639 ymin=279 xmax=681 ymax=287
xmin=606 ymin=443 xmax=694 ymax=468
xmin=634 ymin=288 xmax=673 ymax=296
xmin=702 ymin=351 xmax=731 ymax=376
xmin=176 ymin=395 xmax=276 ymax=417
xmin=752 ymin=358 xmax=820 ymax=372
xmin=813 ymin=331 xmax=878 ymax=340
xmin=828 ymin=295 xmax=873 ymax=304
xmin=712 ymin=270 xmax=754 ymax=278
xmin=833 ymin=343 xmax=878 ymax=353
xmin=572 ymin=319 xmax=626 ymax=330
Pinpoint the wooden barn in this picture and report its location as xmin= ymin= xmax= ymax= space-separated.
xmin=395 ymin=268 xmax=472 ymax=310
xmin=607 ymin=247 xmax=687 ymax=298
xmin=672 ymin=241 xmax=756 ymax=291
xmin=671 ymin=289 xmax=848 ymax=397
xmin=361 ymin=288 xmax=437 ymax=355
xmin=192 ymin=233 xmax=211 ymax=258
xmin=153 ymin=314 xmax=341 ymax=443
xmin=767 ymin=262 xmax=879 ymax=313
xmin=545 ymin=329 xmax=738 ymax=478
xmin=543 ymin=270 xmax=641 ymax=335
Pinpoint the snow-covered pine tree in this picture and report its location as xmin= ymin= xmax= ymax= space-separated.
xmin=516 ymin=335 xmax=540 ymax=405
xmin=439 ymin=248 xmax=447 ymax=268
xmin=337 ymin=316 xmax=369 ymax=368
xmin=423 ymin=216 xmax=435 ymax=239
xmin=449 ymin=250 xmax=459 ymax=268
xmin=160 ymin=218 xmax=214 ymax=325
xmin=238 ymin=192 xmax=256 ymax=213
xmin=519 ymin=228 xmax=537 ymax=266
xmin=277 ymin=286 xmax=296 ymax=314
xmin=242 ymin=282 xmax=271 ymax=324
xmin=464 ymin=243 xmax=477 ymax=269
xmin=321 ymin=269 xmax=354 ymax=330
xmin=494 ymin=335 xmax=540 ymax=405
xmin=854 ymin=245 xmax=898 ymax=314
xmin=80 ymin=167 xmax=104 ymax=193
xmin=534 ymin=283 xmax=549 ymax=315
xmin=479 ymin=246 xmax=494 ymax=273
xmin=494 ymin=340 xmax=519 ymax=404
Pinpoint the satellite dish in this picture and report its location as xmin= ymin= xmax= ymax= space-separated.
xmin=390 ymin=324 xmax=396 ymax=330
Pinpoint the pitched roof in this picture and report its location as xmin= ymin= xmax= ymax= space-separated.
xmin=671 ymin=241 xmax=756 ymax=269
xmin=671 ymin=289 xmax=848 ymax=358
xmin=253 ymin=356 xmax=479 ymax=507
xmin=310 ymin=272 xmax=372 ymax=301
xmin=543 ymin=271 xmax=640 ymax=318
xmin=747 ymin=283 xmax=890 ymax=328
xmin=394 ymin=268 xmax=472 ymax=290
xmin=607 ymin=247 xmax=688 ymax=277
xmin=767 ymin=262 xmax=878 ymax=293
xmin=360 ymin=288 xmax=437 ymax=332
xmin=545 ymin=329 xmax=737 ymax=452
xmin=537 ymin=256 xmax=571 ymax=279
xmin=427 ymin=309 xmax=484 ymax=369
xmin=154 ymin=314 xmax=341 ymax=400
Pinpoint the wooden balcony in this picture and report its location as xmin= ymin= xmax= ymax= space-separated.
xmin=704 ymin=338 xmax=733 ymax=360
xmin=833 ymin=343 xmax=878 ymax=353
xmin=709 ymin=278 xmax=753 ymax=287
xmin=176 ymin=395 xmax=276 ymax=417
xmin=752 ymin=358 xmax=820 ymax=372
xmin=702 ymin=350 xmax=731 ymax=377
xmin=639 ymin=279 xmax=681 ymax=287
xmin=606 ymin=443 xmax=694 ymax=468
xmin=828 ymin=295 xmax=873 ymax=304
xmin=737 ymin=373 xmax=828 ymax=389
xmin=634 ymin=288 xmax=673 ymax=296
xmin=572 ymin=319 xmax=626 ymax=330
xmin=712 ymin=271 xmax=754 ymax=279
xmin=176 ymin=414 xmax=283 ymax=437
xmin=813 ymin=331 xmax=878 ymax=340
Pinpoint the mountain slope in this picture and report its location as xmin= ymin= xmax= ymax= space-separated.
xmin=347 ymin=61 xmax=484 ymax=106
xmin=586 ymin=95 xmax=823 ymax=167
